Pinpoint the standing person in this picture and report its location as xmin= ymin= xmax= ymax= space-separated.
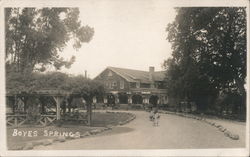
xmin=149 ymin=109 xmax=154 ymax=121
xmin=153 ymin=110 xmax=160 ymax=126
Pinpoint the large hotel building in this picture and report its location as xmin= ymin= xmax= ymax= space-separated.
xmin=94 ymin=66 xmax=168 ymax=108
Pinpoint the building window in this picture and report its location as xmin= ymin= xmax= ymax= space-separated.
xmin=112 ymin=81 xmax=117 ymax=87
xmin=130 ymin=82 xmax=136 ymax=88
xmin=120 ymin=80 xmax=124 ymax=89
xmin=105 ymin=82 xmax=109 ymax=88
xmin=141 ymin=83 xmax=150 ymax=88
xmin=156 ymin=82 xmax=165 ymax=89
xmin=109 ymin=82 xmax=113 ymax=89
xmin=136 ymin=82 xmax=140 ymax=88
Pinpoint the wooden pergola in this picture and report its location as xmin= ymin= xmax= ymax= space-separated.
xmin=6 ymin=89 xmax=93 ymax=127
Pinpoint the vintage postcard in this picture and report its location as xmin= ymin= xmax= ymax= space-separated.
xmin=0 ymin=0 xmax=249 ymax=156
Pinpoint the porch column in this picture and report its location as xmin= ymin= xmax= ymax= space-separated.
xmin=93 ymin=96 xmax=97 ymax=103
xmin=143 ymin=95 xmax=149 ymax=109
xmin=127 ymin=95 xmax=132 ymax=104
xmin=158 ymin=95 xmax=163 ymax=105
xmin=104 ymin=96 xmax=108 ymax=104
xmin=143 ymin=96 xmax=149 ymax=105
xmin=53 ymin=96 xmax=64 ymax=120
xmin=164 ymin=95 xmax=168 ymax=104
xmin=115 ymin=94 xmax=119 ymax=104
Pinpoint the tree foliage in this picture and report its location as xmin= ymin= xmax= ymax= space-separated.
xmin=5 ymin=8 xmax=94 ymax=73
xmin=164 ymin=7 xmax=246 ymax=114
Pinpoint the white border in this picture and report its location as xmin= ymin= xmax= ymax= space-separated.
xmin=0 ymin=0 xmax=248 ymax=7
xmin=0 ymin=0 xmax=7 ymax=155
xmin=0 ymin=0 xmax=249 ymax=156
xmin=247 ymin=0 xmax=250 ymax=156
xmin=2 ymin=149 xmax=250 ymax=156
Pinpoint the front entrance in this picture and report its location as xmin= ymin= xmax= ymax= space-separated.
xmin=132 ymin=95 xmax=143 ymax=104
xmin=119 ymin=93 xmax=128 ymax=104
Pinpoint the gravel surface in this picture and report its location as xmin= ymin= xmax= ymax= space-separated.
xmin=34 ymin=111 xmax=246 ymax=149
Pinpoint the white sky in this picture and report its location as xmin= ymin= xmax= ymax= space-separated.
xmin=59 ymin=0 xmax=177 ymax=78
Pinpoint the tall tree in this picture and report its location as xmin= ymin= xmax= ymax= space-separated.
xmin=5 ymin=8 xmax=94 ymax=73
xmin=165 ymin=7 xmax=246 ymax=113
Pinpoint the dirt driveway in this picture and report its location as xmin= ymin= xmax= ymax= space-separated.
xmin=35 ymin=110 xmax=246 ymax=149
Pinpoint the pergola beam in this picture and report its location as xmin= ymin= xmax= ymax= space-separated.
xmin=7 ymin=90 xmax=94 ymax=126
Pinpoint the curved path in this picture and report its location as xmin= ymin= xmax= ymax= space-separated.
xmin=35 ymin=111 xmax=245 ymax=149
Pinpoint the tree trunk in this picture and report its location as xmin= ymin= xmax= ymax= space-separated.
xmin=235 ymin=78 xmax=245 ymax=96
xmin=67 ymin=97 xmax=73 ymax=113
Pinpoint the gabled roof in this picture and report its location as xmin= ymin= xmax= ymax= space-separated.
xmin=106 ymin=66 xmax=166 ymax=83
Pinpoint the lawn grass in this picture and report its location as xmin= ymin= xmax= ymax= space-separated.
xmin=91 ymin=111 xmax=132 ymax=127
xmin=7 ymin=111 xmax=133 ymax=150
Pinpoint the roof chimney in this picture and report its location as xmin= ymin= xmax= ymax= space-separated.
xmin=149 ymin=66 xmax=154 ymax=81
xmin=84 ymin=70 xmax=87 ymax=78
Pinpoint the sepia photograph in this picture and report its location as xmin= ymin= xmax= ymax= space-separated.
xmin=0 ymin=0 xmax=249 ymax=156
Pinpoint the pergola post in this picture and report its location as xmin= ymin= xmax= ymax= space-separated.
xmin=85 ymin=96 xmax=93 ymax=126
xmin=53 ymin=96 xmax=64 ymax=120
xmin=39 ymin=96 xmax=46 ymax=114
xmin=20 ymin=96 xmax=27 ymax=113
xmin=13 ymin=96 xmax=17 ymax=114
